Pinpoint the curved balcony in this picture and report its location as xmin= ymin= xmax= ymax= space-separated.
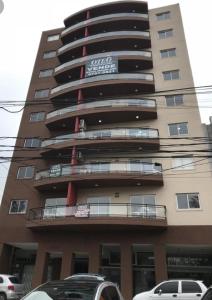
xmin=55 ymin=51 xmax=152 ymax=79
xmin=34 ymin=162 xmax=163 ymax=190
xmin=61 ymin=13 xmax=149 ymax=44
xmin=50 ymin=73 xmax=154 ymax=100
xmin=27 ymin=203 xmax=167 ymax=231
xmin=58 ymin=31 xmax=150 ymax=57
xmin=41 ymin=128 xmax=159 ymax=154
xmin=45 ymin=99 xmax=157 ymax=129
xmin=64 ymin=1 xmax=148 ymax=28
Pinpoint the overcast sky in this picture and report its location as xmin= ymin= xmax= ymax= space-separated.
xmin=0 ymin=0 xmax=212 ymax=202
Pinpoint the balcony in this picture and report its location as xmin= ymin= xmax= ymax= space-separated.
xmin=61 ymin=13 xmax=149 ymax=44
xmin=41 ymin=128 xmax=159 ymax=154
xmin=45 ymin=99 xmax=157 ymax=129
xmin=26 ymin=203 xmax=167 ymax=231
xmin=50 ymin=73 xmax=154 ymax=101
xmin=57 ymin=31 xmax=151 ymax=64
xmin=64 ymin=2 xmax=148 ymax=28
xmin=34 ymin=162 xmax=163 ymax=190
xmin=54 ymin=51 xmax=153 ymax=79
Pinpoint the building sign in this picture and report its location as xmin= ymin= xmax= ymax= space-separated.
xmin=85 ymin=56 xmax=118 ymax=77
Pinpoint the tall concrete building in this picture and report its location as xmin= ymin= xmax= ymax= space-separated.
xmin=0 ymin=1 xmax=212 ymax=299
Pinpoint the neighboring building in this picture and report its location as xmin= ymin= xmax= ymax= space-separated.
xmin=1 ymin=2 xmax=212 ymax=299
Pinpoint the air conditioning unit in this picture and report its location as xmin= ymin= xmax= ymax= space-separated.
xmin=79 ymin=119 xmax=86 ymax=131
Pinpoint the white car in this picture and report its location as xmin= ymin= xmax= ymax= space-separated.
xmin=133 ymin=279 xmax=207 ymax=300
xmin=0 ymin=274 xmax=24 ymax=300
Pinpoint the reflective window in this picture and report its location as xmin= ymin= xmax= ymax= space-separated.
xmin=47 ymin=34 xmax=60 ymax=41
xmin=163 ymin=70 xmax=179 ymax=80
xmin=202 ymin=289 xmax=212 ymax=300
xmin=154 ymin=281 xmax=178 ymax=294
xmin=156 ymin=11 xmax=170 ymax=20
xmin=158 ymin=29 xmax=173 ymax=39
xmin=17 ymin=166 xmax=35 ymax=179
xmin=9 ymin=200 xmax=28 ymax=214
xmin=30 ymin=112 xmax=45 ymax=122
xmin=24 ymin=138 xmax=41 ymax=148
xmin=166 ymin=95 xmax=183 ymax=106
xmin=161 ymin=48 xmax=176 ymax=58
xmin=43 ymin=51 xmax=56 ymax=59
xmin=182 ymin=281 xmax=202 ymax=293
xmin=172 ymin=157 xmax=194 ymax=170
xmin=130 ymin=195 xmax=155 ymax=217
xmin=34 ymin=89 xmax=49 ymax=99
xmin=101 ymin=286 xmax=120 ymax=300
xmin=87 ymin=196 xmax=110 ymax=216
xmin=177 ymin=193 xmax=200 ymax=209
xmin=39 ymin=69 xmax=53 ymax=78
xmin=168 ymin=122 xmax=188 ymax=136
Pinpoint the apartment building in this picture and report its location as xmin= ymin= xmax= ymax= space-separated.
xmin=0 ymin=1 xmax=212 ymax=299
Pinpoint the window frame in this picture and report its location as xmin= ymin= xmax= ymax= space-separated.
xmin=24 ymin=138 xmax=41 ymax=148
xmin=39 ymin=69 xmax=54 ymax=78
xmin=166 ymin=95 xmax=183 ymax=106
xmin=168 ymin=122 xmax=188 ymax=136
xmin=172 ymin=157 xmax=194 ymax=171
xmin=176 ymin=193 xmax=200 ymax=210
xmin=160 ymin=48 xmax=176 ymax=58
xmin=158 ymin=29 xmax=173 ymax=39
xmin=9 ymin=199 xmax=28 ymax=215
xmin=17 ymin=166 xmax=35 ymax=179
xmin=34 ymin=89 xmax=49 ymax=99
xmin=29 ymin=112 xmax=45 ymax=122
xmin=43 ymin=51 xmax=56 ymax=59
xmin=47 ymin=34 xmax=60 ymax=42
xmin=163 ymin=70 xmax=180 ymax=80
xmin=156 ymin=11 xmax=171 ymax=21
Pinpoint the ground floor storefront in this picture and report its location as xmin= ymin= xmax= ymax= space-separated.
xmin=0 ymin=228 xmax=212 ymax=300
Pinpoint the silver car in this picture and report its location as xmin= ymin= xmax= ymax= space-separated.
xmin=0 ymin=274 xmax=24 ymax=300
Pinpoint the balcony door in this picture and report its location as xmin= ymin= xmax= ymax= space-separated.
xmin=44 ymin=198 xmax=66 ymax=218
xmin=130 ymin=195 xmax=156 ymax=218
xmin=87 ymin=196 xmax=111 ymax=216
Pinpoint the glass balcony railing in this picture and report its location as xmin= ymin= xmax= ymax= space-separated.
xmin=35 ymin=162 xmax=162 ymax=181
xmin=41 ymin=128 xmax=159 ymax=147
xmin=46 ymin=99 xmax=156 ymax=120
xmin=61 ymin=13 xmax=149 ymax=36
xmin=28 ymin=203 xmax=166 ymax=221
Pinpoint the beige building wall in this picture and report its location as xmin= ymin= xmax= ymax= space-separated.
xmin=77 ymin=4 xmax=212 ymax=226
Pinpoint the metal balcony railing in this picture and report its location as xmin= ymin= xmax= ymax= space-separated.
xmin=35 ymin=162 xmax=162 ymax=181
xmin=46 ymin=99 xmax=156 ymax=120
xmin=28 ymin=203 xmax=166 ymax=221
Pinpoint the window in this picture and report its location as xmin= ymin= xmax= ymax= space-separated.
xmin=43 ymin=51 xmax=56 ymax=59
xmin=130 ymin=195 xmax=156 ymax=217
xmin=24 ymin=138 xmax=41 ymax=148
xmin=202 ymin=289 xmax=212 ymax=300
xmin=30 ymin=112 xmax=45 ymax=122
xmin=182 ymin=281 xmax=202 ymax=293
xmin=9 ymin=200 xmax=28 ymax=214
xmin=168 ymin=122 xmax=188 ymax=136
xmin=39 ymin=69 xmax=53 ymax=78
xmin=0 ymin=277 xmax=3 ymax=283
xmin=34 ymin=89 xmax=49 ymax=99
xmin=177 ymin=193 xmax=200 ymax=209
xmin=158 ymin=29 xmax=173 ymax=39
xmin=172 ymin=157 xmax=194 ymax=170
xmin=156 ymin=11 xmax=170 ymax=20
xmin=163 ymin=70 xmax=179 ymax=80
xmin=154 ymin=281 xmax=178 ymax=294
xmin=87 ymin=196 xmax=110 ymax=216
xmin=101 ymin=286 xmax=121 ymax=300
xmin=17 ymin=166 xmax=35 ymax=179
xmin=160 ymin=48 xmax=176 ymax=58
xmin=47 ymin=34 xmax=60 ymax=42
xmin=166 ymin=95 xmax=183 ymax=106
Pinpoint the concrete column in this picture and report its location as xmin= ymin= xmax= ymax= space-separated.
xmin=154 ymin=244 xmax=168 ymax=283
xmin=88 ymin=244 xmax=100 ymax=273
xmin=121 ymin=243 xmax=133 ymax=300
xmin=31 ymin=245 xmax=49 ymax=288
xmin=60 ymin=248 xmax=73 ymax=279
xmin=0 ymin=243 xmax=13 ymax=274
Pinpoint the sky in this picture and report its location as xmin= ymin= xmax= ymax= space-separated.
xmin=0 ymin=0 xmax=212 ymax=202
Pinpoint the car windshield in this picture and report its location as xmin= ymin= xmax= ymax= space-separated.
xmin=22 ymin=281 xmax=99 ymax=300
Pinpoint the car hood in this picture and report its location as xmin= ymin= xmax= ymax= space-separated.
xmin=133 ymin=291 xmax=150 ymax=300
